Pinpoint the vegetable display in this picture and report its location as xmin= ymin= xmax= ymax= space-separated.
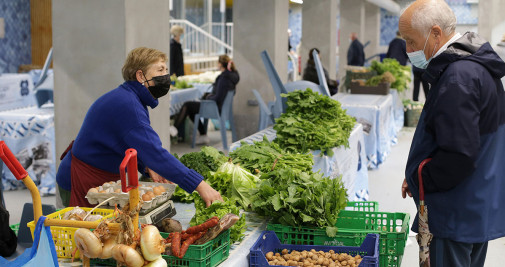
xmin=369 ymin=58 xmax=411 ymax=92
xmin=251 ymin=168 xmax=347 ymax=236
xmin=190 ymin=195 xmax=247 ymax=244
xmin=273 ymin=89 xmax=355 ymax=156
xmin=230 ymin=135 xmax=314 ymax=174
xmin=365 ymin=71 xmax=396 ymax=86
xmin=215 ymin=159 xmax=260 ymax=209
xmin=265 ymin=249 xmax=362 ymax=267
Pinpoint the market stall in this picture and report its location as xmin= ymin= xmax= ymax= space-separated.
xmin=230 ymin=124 xmax=369 ymax=201
xmin=0 ymin=104 xmax=56 ymax=195
xmin=332 ymin=93 xmax=395 ymax=169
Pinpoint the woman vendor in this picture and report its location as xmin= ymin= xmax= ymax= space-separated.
xmin=56 ymin=47 xmax=222 ymax=208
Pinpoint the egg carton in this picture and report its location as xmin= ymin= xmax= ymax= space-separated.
xmin=86 ymin=181 xmax=176 ymax=210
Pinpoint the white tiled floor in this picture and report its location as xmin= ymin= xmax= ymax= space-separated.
xmin=4 ymin=126 xmax=505 ymax=266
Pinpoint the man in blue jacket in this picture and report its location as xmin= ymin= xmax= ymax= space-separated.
xmin=347 ymin=32 xmax=365 ymax=66
xmin=56 ymin=47 xmax=222 ymax=207
xmin=400 ymin=0 xmax=505 ymax=266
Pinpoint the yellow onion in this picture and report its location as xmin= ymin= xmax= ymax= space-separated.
xmin=140 ymin=225 xmax=165 ymax=261
xmin=144 ymin=256 xmax=167 ymax=267
xmin=99 ymin=235 xmax=117 ymax=259
xmin=111 ymin=244 xmax=144 ymax=267
xmin=74 ymin=228 xmax=102 ymax=258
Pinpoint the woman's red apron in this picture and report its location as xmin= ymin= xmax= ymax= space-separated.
xmin=62 ymin=141 xmax=120 ymax=207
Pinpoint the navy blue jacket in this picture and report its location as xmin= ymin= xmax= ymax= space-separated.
xmin=405 ymin=32 xmax=505 ymax=242
xmin=56 ymin=81 xmax=203 ymax=193
xmin=386 ymin=37 xmax=408 ymax=66
xmin=207 ymin=70 xmax=239 ymax=111
xmin=170 ymin=39 xmax=184 ymax=76
xmin=347 ymin=39 xmax=365 ymax=66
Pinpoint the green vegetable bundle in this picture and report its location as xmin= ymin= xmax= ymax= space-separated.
xmin=273 ymin=89 xmax=355 ymax=155
xmin=230 ymin=135 xmax=314 ymax=174
xmin=173 ymin=146 xmax=228 ymax=203
xmin=369 ymin=58 xmax=411 ymax=92
xmin=252 ymin=168 xmax=348 ymax=236
xmin=216 ymin=160 xmax=260 ymax=210
xmin=190 ymin=195 xmax=247 ymax=244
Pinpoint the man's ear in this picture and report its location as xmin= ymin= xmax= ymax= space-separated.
xmin=432 ymin=25 xmax=442 ymax=39
xmin=136 ymin=70 xmax=145 ymax=84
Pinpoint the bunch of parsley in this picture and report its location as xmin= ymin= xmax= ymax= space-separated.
xmin=273 ymin=89 xmax=355 ymax=156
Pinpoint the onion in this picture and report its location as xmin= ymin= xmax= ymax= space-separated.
xmin=144 ymin=257 xmax=167 ymax=267
xmin=112 ymin=244 xmax=144 ymax=267
xmin=140 ymin=225 xmax=166 ymax=261
xmin=74 ymin=228 xmax=102 ymax=258
xmin=99 ymin=235 xmax=117 ymax=259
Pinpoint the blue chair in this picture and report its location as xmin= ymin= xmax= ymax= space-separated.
xmin=34 ymin=48 xmax=54 ymax=107
xmin=191 ymin=90 xmax=236 ymax=150
xmin=252 ymin=89 xmax=274 ymax=131
xmin=312 ymin=49 xmax=332 ymax=96
xmin=34 ymin=48 xmax=53 ymax=89
xmin=260 ymin=50 xmax=288 ymax=119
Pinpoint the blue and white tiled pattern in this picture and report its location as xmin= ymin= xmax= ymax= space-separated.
xmin=289 ymin=7 xmax=302 ymax=51
xmin=0 ymin=0 xmax=31 ymax=74
xmin=380 ymin=1 xmax=479 ymax=46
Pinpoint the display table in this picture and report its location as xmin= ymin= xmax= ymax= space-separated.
xmin=0 ymin=104 xmax=56 ymax=195
xmin=229 ymin=124 xmax=369 ymax=201
xmin=332 ymin=93 xmax=394 ymax=169
xmin=0 ymin=73 xmax=36 ymax=112
xmin=169 ymin=87 xmax=205 ymax=116
xmin=389 ymin=89 xmax=404 ymax=144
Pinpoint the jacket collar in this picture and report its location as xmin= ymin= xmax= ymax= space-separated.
xmin=123 ymin=81 xmax=159 ymax=109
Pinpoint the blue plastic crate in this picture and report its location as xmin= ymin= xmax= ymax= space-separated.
xmin=249 ymin=231 xmax=379 ymax=267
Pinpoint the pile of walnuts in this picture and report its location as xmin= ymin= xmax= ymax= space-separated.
xmin=265 ymin=248 xmax=363 ymax=267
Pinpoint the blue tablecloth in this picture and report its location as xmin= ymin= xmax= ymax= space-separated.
xmin=0 ymin=104 xmax=56 ymax=195
xmin=0 ymin=73 xmax=36 ymax=112
xmin=389 ymin=89 xmax=404 ymax=144
xmin=169 ymin=87 xmax=205 ymax=116
xmin=229 ymin=124 xmax=369 ymax=202
xmin=332 ymin=93 xmax=394 ymax=169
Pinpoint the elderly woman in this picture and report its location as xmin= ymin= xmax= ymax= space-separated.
xmin=174 ymin=55 xmax=239 ymax=145
xmin=400 ymin=1 xmax=505 ymax=266
xmin=170 ymin=25 xmax=185 ymax=77
xmin=56 ymin=47 xmax=222 ymax=207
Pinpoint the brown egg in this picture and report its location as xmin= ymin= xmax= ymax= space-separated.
xmin=99 ymin=190 xmax=107 ymax=194
xmin=142 ymin=193 xmax=153 ymax=201
xmin=147 ymin=191 xmax=155 ymax=198
xmin=88 ymin=188 xmax=98 ymax=194
xmin=114 ymin=188 xmax=121 ymax=193
xmin=153 ymin=186 xmax=165 ymax=196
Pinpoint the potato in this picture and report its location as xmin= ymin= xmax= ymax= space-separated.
xmin=266 ymin=252 xmax=274 ymax=261
xmin=159 ymin=218 xmax=182 ymax=233
xmin=282 ymin=249 xmax=289 ymax=255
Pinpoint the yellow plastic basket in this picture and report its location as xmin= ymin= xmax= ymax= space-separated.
xmin=27 ymin=207 xmax=115 ymax=258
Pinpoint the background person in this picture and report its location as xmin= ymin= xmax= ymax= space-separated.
xmin=174 ymin=55 xmax=239 ymax=144
xmin=56 ymin=47 xmax=222 ymax=208
xmin=386 ymin=31 xmax=408 ymax=66
xmin=347 ymin=32 xmax=365 ymax=66
xmin=399 ymin=1 xmax=505 ymax=266
xmin=412 ymin=66 xmax=430 ymax=101
xmin=302 ymin=48 xmax=338 ymax=95
xmin=170 ymin=25 xmax=185 ymax=77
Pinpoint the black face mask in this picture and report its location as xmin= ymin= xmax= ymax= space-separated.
xmin=143 ymin=73 xmax=171 ymax=98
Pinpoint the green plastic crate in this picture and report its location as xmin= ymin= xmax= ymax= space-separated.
xmin=91 ymin=230 xmax=230 ymax=266
xmin=10 ymin=223 xmax=20 ymax=236
xmin=163 ymin=241 xmax=229 ymax=267
xmin=346 ymin=201 xmax=379 ymax=212
xmin=160 ymin=229 xmax=230 ymax=260
xmin=267 ymin=210 xmax=410 ymax=267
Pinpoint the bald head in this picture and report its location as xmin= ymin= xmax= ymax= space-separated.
xmin=350 ymin=32 xmax=358 ymax=41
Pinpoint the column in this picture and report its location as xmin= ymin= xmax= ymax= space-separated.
xmin=478 ymin=0 xmax=505 ymax=46
xmin=338 ymin=0 xmax=365 ymax=77
xmin=232 ymin=0 xmax=289 ymax=139
xmin=53 ymin=0 xmax=171 ymax=161
xmin=364 ymin=2 xmax=381 ymax=63
xmin=301 ymin=0 xmax=338 ymax=80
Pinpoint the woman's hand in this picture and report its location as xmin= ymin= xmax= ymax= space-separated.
xmin=146 ymin=168 xmax=171 ymax=184
xmin=401 ymin=178 xmax=412 ymax=198
xmin=195 ymin=180 xmax=223 ymax=207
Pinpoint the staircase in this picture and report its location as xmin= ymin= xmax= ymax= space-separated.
xmin=170 ymin=19 xmax=233 ymax=73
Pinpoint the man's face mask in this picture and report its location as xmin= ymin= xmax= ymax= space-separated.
xmin=407 ymin=28 xmax=438 ymax=69
xmin=143 ymin=73 xmax=171 ymax=98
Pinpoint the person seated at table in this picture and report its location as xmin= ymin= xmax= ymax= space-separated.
xmin=302 ymin=48 xmax=339 ymax=95
xmin=55 ymin=47 xmax=222 ymax=208
xmin=174 ymin=55 xmax=239 ymax=145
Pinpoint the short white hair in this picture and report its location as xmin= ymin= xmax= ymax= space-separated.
xmin=408 ymin=0 xmax=457 ymax=37
xmin=170 ymin=25 xmax=184 ymax=37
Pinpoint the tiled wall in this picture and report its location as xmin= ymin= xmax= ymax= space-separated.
xmin=0 ymin=0 xmax=31 ymax=74
xmin=289 ymin=6 xmax=302 ymax=52
xmin=380 ymin=1 xmax=479 ymax=46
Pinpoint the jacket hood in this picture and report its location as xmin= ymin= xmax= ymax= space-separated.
xmin=424 ymin=32 xmax=505 ymax=83
xmin=223 ymin=70 xmax=240 ymax=85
